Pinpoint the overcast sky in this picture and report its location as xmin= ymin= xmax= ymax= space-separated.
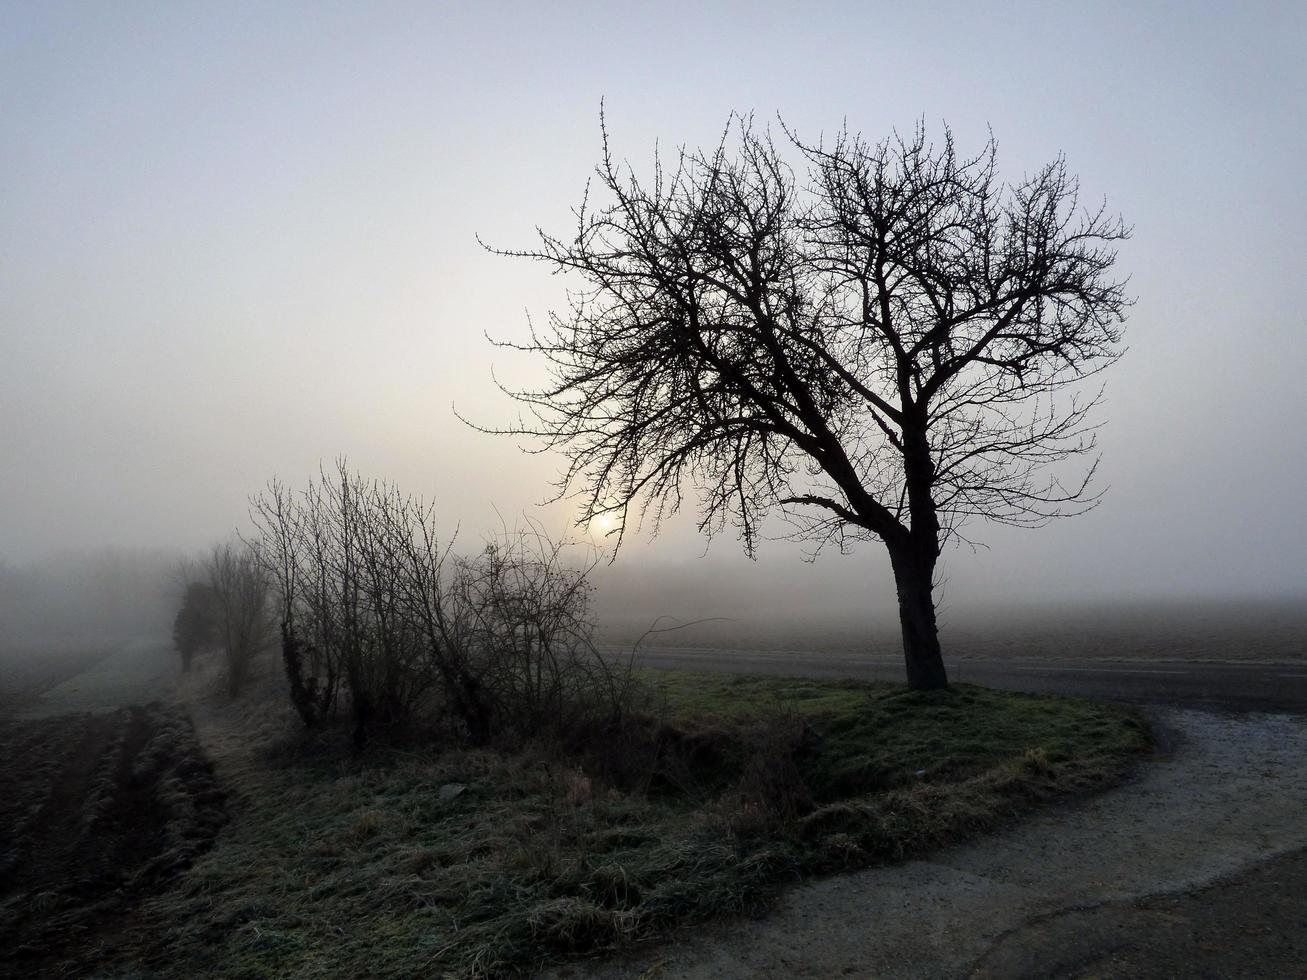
xmin=3 ymin=1 xmax=1304 ymax=609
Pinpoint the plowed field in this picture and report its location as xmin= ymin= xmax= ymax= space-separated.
xmin=0 ymin=705 xmax=226 ymax=977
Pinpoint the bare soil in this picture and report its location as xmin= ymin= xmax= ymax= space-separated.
xmin=0 ymin=705 xmax=227 ymax=978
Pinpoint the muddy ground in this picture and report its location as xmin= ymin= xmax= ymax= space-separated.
xmin=0 ymin=704 xmax=226 ymax=978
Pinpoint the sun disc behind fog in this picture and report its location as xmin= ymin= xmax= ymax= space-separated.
xmin=591 ymin=513 xmax=615 ymax=535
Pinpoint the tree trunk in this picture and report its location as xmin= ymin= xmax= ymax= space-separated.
xmin=889 ymin=546 xmax=948 ymax=690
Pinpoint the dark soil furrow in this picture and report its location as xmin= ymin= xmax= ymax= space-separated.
xmin=0 ymin=705 xmax=227 ymax=977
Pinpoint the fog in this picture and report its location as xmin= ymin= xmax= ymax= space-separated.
xmin=3 ymin=1 xmax=1306 ymax=649
xmin=0 ymin=548 xmax=175 ymax=652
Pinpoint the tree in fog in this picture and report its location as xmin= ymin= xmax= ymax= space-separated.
xmin=482 ymin=116 xmax=1131 ymax=690
xmin=172 ymin=579 xmax=217 ymax=672
xmin=206 ymin=543 xmax=272 ymax=697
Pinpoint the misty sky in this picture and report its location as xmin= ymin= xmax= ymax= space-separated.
xmin=3 ymin=1 xmax=1305 ymax=609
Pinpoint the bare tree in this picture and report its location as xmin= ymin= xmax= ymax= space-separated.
xmin=251 ymin=466 xmax=436 ymax=744
xmin=171 ymin=577 xmax=216 ymax=673
xmin=479 ymin=116 xmax=1131 ymax=690
xmin=206 ymin=542 xmax=273 ymax=697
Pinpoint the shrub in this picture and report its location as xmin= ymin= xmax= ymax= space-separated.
xmin=251 ymin=463 xmax=639 ymax=748
xmin=172 ymin=580 xmax=217 ymax=672
xmin=206 ymin=542 xmax=274 ymax=698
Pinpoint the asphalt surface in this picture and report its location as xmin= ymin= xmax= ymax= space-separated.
xmin=614 ymin=646 xmax=1307 ymax=712
xmin=970 ymin=845 xmax=1307 ymax=979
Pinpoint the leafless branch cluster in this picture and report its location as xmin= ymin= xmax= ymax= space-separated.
xmin=204 ymin=542 xmax=274 ymax=698
xmin=482 ymin=117 xmax=1130 ymax=555
xmin=250 ymin=462 xmax=634 ymax=747
xmin=478 ymin=114 xmax=1132 ymax=689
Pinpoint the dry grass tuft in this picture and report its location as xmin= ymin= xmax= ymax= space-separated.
xmin=344 ymin=809 xmax=385 ymax=843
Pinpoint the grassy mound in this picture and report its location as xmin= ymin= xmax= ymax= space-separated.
xmin=125 ymin=670 xmax=1147 ymax=978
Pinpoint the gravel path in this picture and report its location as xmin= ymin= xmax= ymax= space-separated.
xmin=558 ymin=709 xmax=1307 ymax=979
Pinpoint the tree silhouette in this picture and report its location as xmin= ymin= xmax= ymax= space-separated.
xmin=482 ymin=116 xmax=1131 ymax=690
xmin=172 ymin=579 xmax=216 ymax=672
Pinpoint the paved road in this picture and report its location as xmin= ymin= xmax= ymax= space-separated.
xmin=613 ymin=646 xmax=1307 ymax=712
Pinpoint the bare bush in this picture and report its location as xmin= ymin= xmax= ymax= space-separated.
xmin=251 ymin=462 xmax=636 ymax=748
xmin=729 ymin=712 xmax=819 ymax=831
xmin=267 ymin=465 xmax=486 ymax=745
xmin=206 ymin=542 xmax=274 ymax=698
xmin=442 ymin=530 xmax=640 ymax=740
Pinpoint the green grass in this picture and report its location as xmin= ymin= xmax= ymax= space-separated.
xmin=128 ymin=671 xmax=1149 ymax=978
xmin=648 ymin=671 xmax=1149 ymax=797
